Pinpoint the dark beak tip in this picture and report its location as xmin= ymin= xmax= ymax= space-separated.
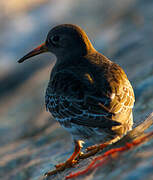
xmin=18 ymin=60 xmax=22 ymax=63
xmin=18 ymin=58 xmax=24 ymax=63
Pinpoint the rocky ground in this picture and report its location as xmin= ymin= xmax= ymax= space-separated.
xmin=0 ymin=0 xmax=153 ymax=180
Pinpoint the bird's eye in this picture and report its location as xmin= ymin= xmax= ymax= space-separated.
xmin=51 ymin=35 xmax=60 ymax=43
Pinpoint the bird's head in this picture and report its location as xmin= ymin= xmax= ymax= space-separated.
xmin=18 ymin=24 xmax=94 ymax=63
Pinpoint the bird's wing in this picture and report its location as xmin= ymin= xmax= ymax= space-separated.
xmin=45 ymin=69 xmax=130 ymax=131
xmin=107 ymin=63 xmax=135 ymax=115
xmin=68 ymin=63 xmax=135 ymax=132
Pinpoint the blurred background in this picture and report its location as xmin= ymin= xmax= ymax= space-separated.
xmin=0 ymin=0 xmax=153 ymax=180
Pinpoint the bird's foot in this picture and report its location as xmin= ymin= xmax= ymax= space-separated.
xmin=77 ymin=143 xmax=109 ymax=159
xmin=44 ymin=140 xmax=83 ymax=177
xmin=74 ymin=143 xmax=109 ymax=160
xmin=55 ymin=159 xmax=78 ymax=169
xmin=86 ymin=142 xmax=108 ymax=152
xmin=44 ymin=159 xmax=78 ymax=177
xmin=78 ymin=149 xmax=98 ymax=159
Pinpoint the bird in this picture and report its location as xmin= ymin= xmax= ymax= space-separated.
xmin=18 ymin=24 xmax=135 ymax=175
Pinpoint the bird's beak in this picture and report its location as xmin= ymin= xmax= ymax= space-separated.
xmin=18 ymin=43 xmax=48 ymax=63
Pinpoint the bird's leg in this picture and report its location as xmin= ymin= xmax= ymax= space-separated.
xmin=79 ymin=137 xmax=121 ymax=159
xmin=86 ymin=142 xmax=108 ymax=152
xmin=77 ymin=142 xmax=109 ymax=160
xmin=79 ymin=136 xmax=121 ymax=159
xmin=45 ymin=140 xmax=84 ymax=176
xmin=55 ymin=140 xmax=84 ymax=169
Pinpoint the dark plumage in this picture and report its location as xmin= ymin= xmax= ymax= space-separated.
xmin=18 ymin=24 xmax=135 ymax=173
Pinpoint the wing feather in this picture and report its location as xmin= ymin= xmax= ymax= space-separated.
xmin=45 ymin=64 xmax=135 ymax=132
